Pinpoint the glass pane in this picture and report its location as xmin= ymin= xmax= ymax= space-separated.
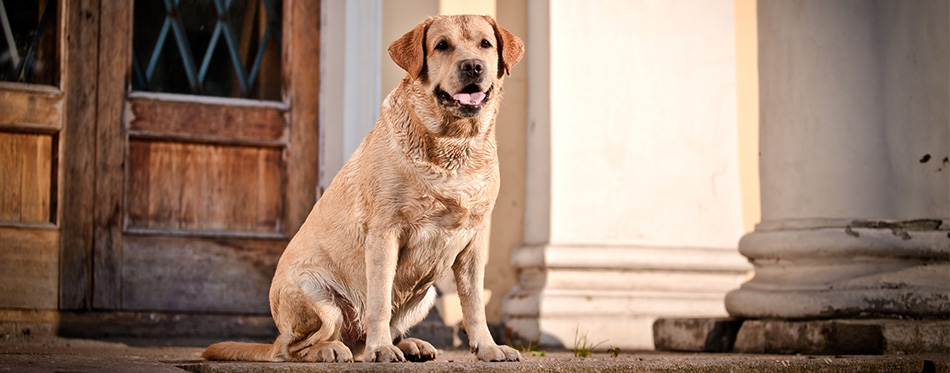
xmin=132 ymin=0 xmax=282 ymax=100
xmin=0 ymin=0 xmax=60 ymax=86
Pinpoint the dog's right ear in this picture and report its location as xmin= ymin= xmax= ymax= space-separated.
xmin=389 ymin=17 xmax=433 ymax=79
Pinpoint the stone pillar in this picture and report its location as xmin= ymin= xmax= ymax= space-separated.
xmin=725 ymin=0 xmax=948 ymax=329
xmin=505 ymin=0 xmax=751 ymax=350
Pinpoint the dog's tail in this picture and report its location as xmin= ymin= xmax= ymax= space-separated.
xmin=202 ymin=341 xmax=276 ymax=361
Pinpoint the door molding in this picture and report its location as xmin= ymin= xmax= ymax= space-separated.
xmin=59 ymin=0 xmax=101 ymax=310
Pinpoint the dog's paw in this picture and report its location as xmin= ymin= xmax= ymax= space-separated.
xmin=475 ymin=344 xmax=521 ymax=362
xmin=366 ymin=344 xmax=407 ymax=363
xmin=298 ymin=341 xmax=353 ymax=363
xmin=397 ymin=337 xmax=437 ymax=362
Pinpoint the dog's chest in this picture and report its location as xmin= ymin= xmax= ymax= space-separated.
xmin=391 ymin=210 xmax=477 ymax=306
xmin=390 ymin=172 xmax=495 ymax=294
xmin=400 ymin=170 xmax=495 ymax=231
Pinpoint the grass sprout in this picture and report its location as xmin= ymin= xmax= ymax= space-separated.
xmin=518 ymin=340 xmax=546 ymax=357
xmin=573 ymin=325 xmax=608 ymax=358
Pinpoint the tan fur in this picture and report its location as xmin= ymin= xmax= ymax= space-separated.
xmin=202 ymin=15 xmax=524 ymax=363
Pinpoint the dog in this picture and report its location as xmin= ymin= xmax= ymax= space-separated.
xmin=202 ymin=14 xmax=524 ymax=363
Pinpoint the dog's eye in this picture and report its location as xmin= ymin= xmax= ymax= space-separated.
xmin=435 ymin=41 xmax=449 ymax=51
xmin=480 ymin=39 xmax=492 ymax=48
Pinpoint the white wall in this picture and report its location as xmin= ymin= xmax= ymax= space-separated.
xmin=546 ymin=0 xmax=744 ymax=248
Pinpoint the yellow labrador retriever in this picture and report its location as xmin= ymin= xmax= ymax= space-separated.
xmin=202 ymin=14 xmax=523 ymax=363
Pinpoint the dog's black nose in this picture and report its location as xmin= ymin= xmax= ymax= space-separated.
xmin=459 ymin=59 xmax=484 ymax=77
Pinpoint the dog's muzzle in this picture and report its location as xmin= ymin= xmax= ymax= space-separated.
xmin=433 ymin=59 xmax=493 ymax=117
xmin=436 ymin=84 xmax=492 ymax=117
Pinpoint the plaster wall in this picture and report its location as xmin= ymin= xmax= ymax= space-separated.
xmin=544 ymin=0 xmax=744 ymax=248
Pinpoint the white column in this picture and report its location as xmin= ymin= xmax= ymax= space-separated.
xmin=319 ymin=0 xmax=382 ymax=192
xmin=725 ymin=0 xmax=950 ymax=319
xmin=505 ymin=0 xmax=750 ymax=349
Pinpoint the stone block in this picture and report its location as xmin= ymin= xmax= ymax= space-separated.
xmin=653 ymin=318 xmax=743 ymax=352
xmin=733 ymin=319 xmax=882 ymax=354
xmin=657 ymin=318 xmax=949 ymax=354
xmin=880 ymin=320 xmax=950 ymax=354
xmin=733 ymin=319 xmax=949 ymax=355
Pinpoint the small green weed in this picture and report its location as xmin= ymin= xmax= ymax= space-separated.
xmin=607 ymin=347 xmax=621 ymax=358
xmin=572 ymin=325 xmax=607 ymax=358
xmin=518 ymin=340 xmax=546 ymax=357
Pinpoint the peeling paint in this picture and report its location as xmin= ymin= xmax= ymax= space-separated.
xmin=847 ymin=219 xmax=943 ymax=240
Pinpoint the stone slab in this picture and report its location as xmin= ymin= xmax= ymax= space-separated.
xmin=733 ymin=319 xmax=885 ymax=355
xmin=655 ymin=318 xmax=950 ymax=355
xmin=653 ymin=318 xmax=744 ymax=352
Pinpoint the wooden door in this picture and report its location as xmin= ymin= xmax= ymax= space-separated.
xmin=63 ymin=0 xmax=319 ymax=314
xmin=0 ymin=0 xmax=66 ymax=310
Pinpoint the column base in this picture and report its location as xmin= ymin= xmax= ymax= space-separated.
xmin=725 ymin=219 xmax=950 ymax=319
xmin=505 ymin=244 xmax=750 ymax=349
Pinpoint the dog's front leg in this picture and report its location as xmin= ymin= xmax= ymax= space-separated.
xmin=363 ymin=229 xmax=406 ymax=363
xmin=453 ymin=228 xmax=521 ymax=362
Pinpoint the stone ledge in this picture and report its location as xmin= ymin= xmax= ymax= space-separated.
xmin=654 ymin=318 xmax=950 ymax=355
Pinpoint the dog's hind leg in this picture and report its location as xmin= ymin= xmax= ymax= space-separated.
xmin=272 ymin=282 xmax=353 ymax=362
xmin=293 ymin=298 xmax=353 ymax=362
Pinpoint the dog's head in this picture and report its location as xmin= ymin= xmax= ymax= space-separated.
xmin=389 ymin=15 xmax=524 ymax=119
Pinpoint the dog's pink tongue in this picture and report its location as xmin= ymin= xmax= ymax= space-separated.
xmin=453 ymin=92 xmax=485 ymax=105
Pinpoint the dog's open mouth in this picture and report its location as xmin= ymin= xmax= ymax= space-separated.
xmin=436 ymin=84 xmax=492 ymax=112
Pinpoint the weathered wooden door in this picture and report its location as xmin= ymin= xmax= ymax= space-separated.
xmin=0 ymin=0 xmax=63 ymax=310
xmin=70 ymin=1 xmax=319 ymax=314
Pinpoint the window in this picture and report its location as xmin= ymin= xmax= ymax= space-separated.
xmin=0 ymin=0 xmax=59 ymax=86
xmin=132 ymin=0 xmax=282 ymax=100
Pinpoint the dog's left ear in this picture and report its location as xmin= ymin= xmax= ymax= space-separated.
xmin=389 ymin=17 xmax=433 ymax=78
xmin=485 ymin=16 xmax=524 ymax=78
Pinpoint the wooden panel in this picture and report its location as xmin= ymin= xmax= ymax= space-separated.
xmin=60 ymin=0 xmax=100 ymax=310
xmin=128 ymin=97 xmax=288 ymax=144
xmin=0 ymin=228 xmax=59 ymax=309
xmin=121 ymin=235 xmax=283 ymax=313
xmin=285 ymin=1 xmax=321 ymax=236
xmin=93 ymin=0 xmax=131 ymax=309
xmin=127 ymin=140 xmax=283 ymax=233
xmin=0 ymin=90 xmax=63 ymax=130
xmin=0 ymin=132 xmax=54 ymax=224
